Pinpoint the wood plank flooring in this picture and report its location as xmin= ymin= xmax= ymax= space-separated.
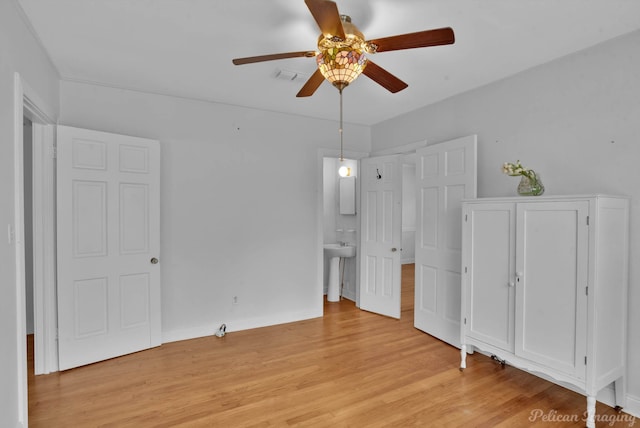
xmin=28 ymin=265 xmax=635 ymax=427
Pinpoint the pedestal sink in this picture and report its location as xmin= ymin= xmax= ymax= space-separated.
xmin=324 ymin=244 xmax=356 ymax=302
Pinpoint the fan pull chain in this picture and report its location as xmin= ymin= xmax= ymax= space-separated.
xmin=339 ymin=87 xmax=344 ymax=162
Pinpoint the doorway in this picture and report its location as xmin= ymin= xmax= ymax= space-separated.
xmin=318 ymin=148 xmax=369 ymax=312
xmin=14 ymin=73 xmax=58 ymax=425
xmin=322 ymin=156 xmax=359 ymax=302
xmin=401 ymin=160 xmax=417 ymax=317
xmin=401 ymin=263 xmax=416 ymax=319
xmin=15 ymin=73 xmax=59 ymax=387
xmin=23 ymin=117 xmax=35 ymax=340
xmin=316 ymin=148 xmax=419 ymax=317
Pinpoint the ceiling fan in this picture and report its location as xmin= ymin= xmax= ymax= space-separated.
xmin=232 ymin=0 xmax=455 ymax=97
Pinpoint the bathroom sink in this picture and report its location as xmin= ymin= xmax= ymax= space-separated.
xmin=324 ymin=244 xmax=356 ymax=302
xmin=324 ymin=243 xmax=356 ymax=258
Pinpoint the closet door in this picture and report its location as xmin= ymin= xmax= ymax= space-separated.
xmin=514 ymin=201 xmax=588 ymax=379
xmin=462 ymin=202 xmax=515 ymax=352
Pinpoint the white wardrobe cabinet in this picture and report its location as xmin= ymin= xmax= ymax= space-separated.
xmin=460 ymin=195 xmax=629 ymax=428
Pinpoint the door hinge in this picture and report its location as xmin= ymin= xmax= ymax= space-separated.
xmin=464 ymin=214 xmax=468 ymax=222
xmin=464 ymin=317 xmax=467 ymax=325
xmin=7 ymin=224 xmax=15 ymax=244
xmin=50 ymin=145 xmax=57 ymax=159
xmin=464 ymin=266 xmax=468 ymax=273
xmin=585 ymin=356 xmax=587 ymax=365
xmin=586 ymin=286 xmax=588 ymax=296
xmin=586 ymin=215 xmax=590 ymax=226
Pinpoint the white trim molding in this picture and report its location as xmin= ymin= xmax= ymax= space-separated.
xmin=31 ymin=123 xmax=58 ymax=374
xmin=13 ymin=73 xmax=59 ymax=428
xmin=14 ymin=71 xmax=29 ymax=428
xmin=161 ymin=308 xmax=321 ymax=344
xmin=625 ymin=394 xmax=640 ymax=419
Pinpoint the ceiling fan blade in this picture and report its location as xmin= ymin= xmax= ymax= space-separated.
xmin=304 ymin=0 xmax=345 ymax=40
xmin=296 ymin=69 xmax=325 ymax=97
xmin=367 ymin=27 xmax=455 ymax=53
xmin=232 ymin=51 xmax=316 ymax=65
xmin=362 ymin=61 xmax=408 ymax=93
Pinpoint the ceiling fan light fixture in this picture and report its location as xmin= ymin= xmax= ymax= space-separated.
xmin=316 ymin=15 xmax=367 ymax=88
xmin=317 ymin=49 xmax=366 ymax=89
xmin=233 ymin=1 xmax=456 ymax=97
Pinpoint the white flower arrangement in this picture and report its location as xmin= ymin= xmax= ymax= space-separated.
xmin=502 ymin=160 xmax=545 ymax=196
xmin=502 ymin=160 xmax=535 ymax=179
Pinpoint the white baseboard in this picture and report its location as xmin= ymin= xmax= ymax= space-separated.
xmin=161 ymin=307 xmax=322 ymax=344
xmin=625 ymin=394 xmax=640 ymax=419
xmin=340 ymin=289 xmax=356 ymax=301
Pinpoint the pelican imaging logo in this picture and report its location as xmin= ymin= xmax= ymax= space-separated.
xmin=528 ymin=409 xmax=636 ymax=426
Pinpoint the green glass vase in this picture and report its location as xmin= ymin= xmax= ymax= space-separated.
xmin=517 ymin=172 xmax=544 ymax=196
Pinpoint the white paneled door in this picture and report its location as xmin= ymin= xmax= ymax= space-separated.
xmin=414 ymin=136 xmax=476 ymax=347
xmin=56 ymin=126 xmax=161 ymax=370
xmin=359 ymin=155 xmax=402 ymax=319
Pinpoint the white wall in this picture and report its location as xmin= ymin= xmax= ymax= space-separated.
xmin=401 ymin=163 xmax=416 ymax=264
xmin=0 ymin=1 xmax=60 ymax=426
xmin=323 ymin=158 xmax=338 ymax=246
xmin=59 ymin=81 xmax=371 ymax=341
xmin=372 ymin=30 xmax=640 ymax=411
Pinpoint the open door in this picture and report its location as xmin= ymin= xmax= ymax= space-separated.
xmin=414 ymin=135 xmax=477 ymax=347
xmin=359 ymin=155 xmax=402 ymax=318
xmin=56 ymin=126 xmax=161 ymax=370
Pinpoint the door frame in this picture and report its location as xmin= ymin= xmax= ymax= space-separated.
xmin=317 ymin=141 xmax=428 ymax=312
xmin=30 ymin=120 xmax=58 ymax=374
xmin=316 ymin=148 xmax=368 ymax=310
xmin=14 ymin=72 xmax=58 ymax=423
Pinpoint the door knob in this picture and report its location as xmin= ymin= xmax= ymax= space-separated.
xmin=150 ymin=257 xmax=159 ymax=264
xmin=391 ymin=248 xmax=397 ymax=252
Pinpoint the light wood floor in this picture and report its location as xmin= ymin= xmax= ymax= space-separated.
xmin=29 ymin=265 xmax=635 ymax=427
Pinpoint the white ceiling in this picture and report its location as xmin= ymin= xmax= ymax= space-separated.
xmin=16 ymin=0 xmax=640 ymax=126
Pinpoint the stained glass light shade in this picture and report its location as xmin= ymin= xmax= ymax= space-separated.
xmin=316 ymin=16 xmax=368 ymax=89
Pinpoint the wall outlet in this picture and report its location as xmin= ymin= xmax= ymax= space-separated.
xmin=232 ymin=296 xmax=239 ymax=305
